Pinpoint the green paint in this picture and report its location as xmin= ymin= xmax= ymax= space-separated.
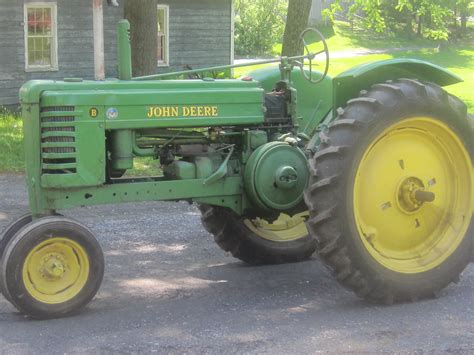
xmin=195 ymin=157 xmax=216 ymax=179
xmin=19 ymin=20 xmax=464 ymax=219
xmin=248 ymin=130 xmax=268 ymax=149
xmin=333 ymin=58 xmax=463 ymax=114
xmin=44 ymin=177 xmax=243 ymax=213
xmin=203 ymin=146 xmax=234 ymax=186
xmin=117 ymin=20 xmax=132 ymax=80
xmin=244 ymin=142 xmax=308 ymax=212
xmin=163 ymin=161 xmax=197 ymax=180
xmin=110 ymin=130 xmax=134 ymax=170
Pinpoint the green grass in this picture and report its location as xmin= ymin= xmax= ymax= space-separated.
xmin=124 ymin=157 xmax=162 ymax=177
xmin=273 ymin=21 xmax=439 ymax=55
xmin=0 ymin=111 xmax=24 ymax=173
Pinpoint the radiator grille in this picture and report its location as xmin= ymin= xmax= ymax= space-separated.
xmin=40 ymin=106 xmax=77 ymax=174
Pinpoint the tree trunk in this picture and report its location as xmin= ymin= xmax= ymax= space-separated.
xmin=417 ymin=15 xmax=422 ymax=35
xmin=405 ymin=14 xmax=414 ymax=37
xmin=281 ymin=0 xmax=312 ymax=57
xmin=460 ymin=11 xmax=467 ymax=32
xmin=124 ymin=0 xmax=158 ymax=77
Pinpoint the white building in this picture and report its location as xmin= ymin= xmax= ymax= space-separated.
xmin=309 ymin=0 xmax=335 ymax=25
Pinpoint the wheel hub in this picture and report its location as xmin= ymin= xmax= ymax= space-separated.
xmin=397 ymin=177 xmax=435 ymax=213
xmin=41 ymin=254 xmax=67 ymax=279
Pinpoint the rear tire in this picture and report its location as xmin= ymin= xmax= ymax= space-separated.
xmin=199 ymin=205 xmax=316 ymax=265
xmin=304 ymin=79 xmax=473 ymax=303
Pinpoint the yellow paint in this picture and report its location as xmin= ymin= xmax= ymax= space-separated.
xmin=244 ymin=211 xmax=309 ymax=242
xmin=22 ymin=238 xmax=90 ymax=304
xmin=147 ymin=106 xmax=179 ymax=118
xmin=353 ymin=117 xmax=472 ymax=274
xmin=147 ymin=105 xmax=219 ymax=118
xmin=89 ymin=107 xmax=98 ymax=118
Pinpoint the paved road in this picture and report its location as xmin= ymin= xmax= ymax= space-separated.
xmin=0 ymin=174 xmax=473 ymax=354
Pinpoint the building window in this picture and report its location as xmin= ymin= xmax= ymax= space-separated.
xmin=24 ymin=3 xmax=58 ymax=71
xmin=157 ymin=5 xmax=169 ymax=67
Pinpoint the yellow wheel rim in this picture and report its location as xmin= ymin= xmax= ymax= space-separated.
xmin=353 ymin=117 xmax=472 ymax=274
xmin=244 ymin=211 xmax=309 ymax=242
xmin=22 ymin=238 xmax=90 ymax=304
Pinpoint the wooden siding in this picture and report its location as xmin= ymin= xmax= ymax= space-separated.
xmin=167 ymin=0 xmax=232 ymax=69
xmin=0 ymin=0 xmax=232 ymax=106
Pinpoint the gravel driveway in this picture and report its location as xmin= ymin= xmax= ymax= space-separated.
xmin=0 ymin=174 xmax=473 ymax=354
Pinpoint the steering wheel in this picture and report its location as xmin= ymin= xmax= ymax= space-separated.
xmin=299 ymin=28 xmax=330 ymax=84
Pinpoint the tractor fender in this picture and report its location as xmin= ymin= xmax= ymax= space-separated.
xmin=333 ymin=58 xmax=463 ymax=115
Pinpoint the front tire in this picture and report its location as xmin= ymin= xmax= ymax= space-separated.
xmin=0 ymin=213 xmax=33 ymax=301
xmin=1 ymin=216 xmax=104 ymax=319
xmin=0 ymin=213 xmax=33 ymax=260
xmin=305 ymin=79 xmax=473 ymax=303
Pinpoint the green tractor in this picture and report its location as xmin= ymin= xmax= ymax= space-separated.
xmin=1 ymin=21 xmax=472 ymax=319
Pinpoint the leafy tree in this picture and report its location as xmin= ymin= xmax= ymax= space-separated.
xmin=234 ymin=0 xmax=287 ymax=56
xmin=453 ymin=0 xmax=473 ymax=31
xmin=325 ymin=0 xmax=472 ymax=40
xmin=396 ymin=0 xmax=450 ymax=39
xmin=323 ymin=0 xmax=389 ymax=32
